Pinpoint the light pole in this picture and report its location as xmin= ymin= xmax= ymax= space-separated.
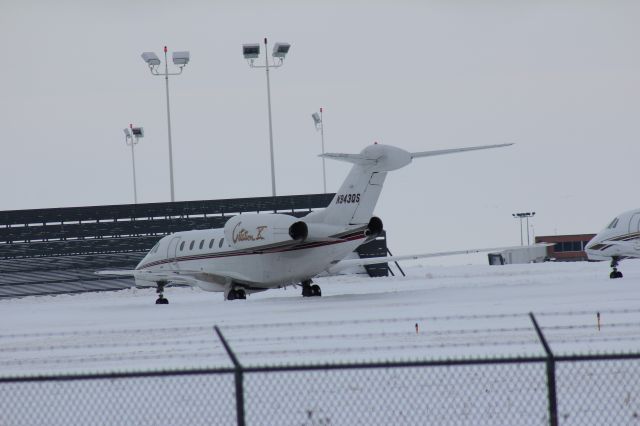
xmin=512 ymin=212 xmax=536 ymax=245
xmin=312 ymin=108 xmax=327 ymax=193
xmin=242 ymin=38 xmax=292 ymax=197
xmin=123 ymin=125 xmax=144 ymax=204
xmin=141 ymin=47 xmax=190 ymax=202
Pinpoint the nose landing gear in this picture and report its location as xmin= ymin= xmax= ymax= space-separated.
xmin=610 ymin=258 xmax=623 ymax=279
xmin=155 ymin=282 xmax=169 ymax=304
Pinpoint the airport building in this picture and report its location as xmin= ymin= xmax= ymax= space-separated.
xmin=535 ymin=234 xmax=596 ymax=262
xmin=489 ymin=233 xmax=597 ymax=265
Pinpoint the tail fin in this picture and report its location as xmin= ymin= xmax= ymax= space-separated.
xmin=306 ymin=143 xmax=512 ymax=227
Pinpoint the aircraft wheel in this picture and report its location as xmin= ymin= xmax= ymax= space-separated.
xmin=617 ymin=271 xmax=623 ymax=279
xmin=155 ymin=297 xmax=169 ymax=304
xmin=610 ymin=270 xmax=623 ymax=279
xmin=227 ymin=290 xmax=236 ymax=301
xmin=311 ymin=284 xmax=322 ymax=297
xmin=236 ymin=289 xmax=247 ymax=300
xmin=302 ymin=284 xmax=313 ymax=297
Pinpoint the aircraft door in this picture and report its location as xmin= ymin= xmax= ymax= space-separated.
xmin=166 ymin=236 xmax=182 ymax=270
xmin=629 ymin=213 xmax=640 ymax=234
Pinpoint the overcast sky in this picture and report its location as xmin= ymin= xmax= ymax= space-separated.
xmin=2 ymin=1 xmax=639 ymax=262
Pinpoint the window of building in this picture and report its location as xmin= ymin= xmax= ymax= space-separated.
xmin=199 ymin=240 xmax=204 ymax=250
xmin=219 ymin=238 xmax=224 ymax=248
xmin=190 ymin=241 xmax=195 ymax=250
xmin=180 ymin=241 xmax=185 ymax=251
xmin=555 ymin=241 xmax=583 ymax=252
xmin=209 ymin=239 xmax=215 ymax=249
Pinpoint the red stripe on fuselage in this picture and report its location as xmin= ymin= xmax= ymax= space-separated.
xmin=137 ymin=233 xmax=366 ymax=271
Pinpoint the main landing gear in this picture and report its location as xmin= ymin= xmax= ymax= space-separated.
xmin=156 ymin=282 xmax=169 ymax=304
xmin=301 ymin=279 xmax=322 ymax=298
xmin=610 ymin=257 xmax=623 ymax=279
xmin=227 ymin=288 xmax=247 ymax=301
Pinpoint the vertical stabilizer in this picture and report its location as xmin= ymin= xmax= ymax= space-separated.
xmin=304 ymin=142 xmax=512 ymax=227
xmin=305 ymin=144 xmax=411 ymax=226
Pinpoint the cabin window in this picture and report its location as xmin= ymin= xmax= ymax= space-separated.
xmin=219 ymin=238 xmax=224 ymax=248
xmin=209 ymin=239 xmax=215 ymax=248
xmin=180 ymin=241 xmax=185 ymax=251
xmin=199 ymin=240 xmax=204 ymax=249
xmin=190 ymin=241 xmax=195 ymax=250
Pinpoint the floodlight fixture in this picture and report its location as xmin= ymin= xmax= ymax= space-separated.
xmin=172 ymin=51 xmax=190 ymax=66
xmin=123 ymin=124 xmax=143 ymax=204
xmin=311 ymin=107 xmax=327 ymax=193
xmin=512 ymin=212 xmax=535 ymax=218
xmin=512 ymin=212 xmax=536 ymax=245
xmin=139 ymin=46 xmax=191 ymax=202
xmin=141 ymin=52 xmax=161 ymax=67
xmin=243 ymin=43 xmax=260 ymax=60
xmin=242 ymin=37 xmax=293 ymax=197
xmin=272 ymin=42 xmax=291 ymax=58
xmin=131 ymin=127 xmax=144 ymax=138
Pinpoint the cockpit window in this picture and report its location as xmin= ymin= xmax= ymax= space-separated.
xmin=151 ymin=243 xmax=160 ymax=254
xmin=607 ymin=218 xmax=619 ymax=229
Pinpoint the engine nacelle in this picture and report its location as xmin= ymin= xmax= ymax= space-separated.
xmin=366 ymin=216 xmax=384 ymax=237
xmin=223 ymin=214 xmax=307 ymax=249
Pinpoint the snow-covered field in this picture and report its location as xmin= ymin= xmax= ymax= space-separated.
xmin=1 ymin=260 xmax=640 ymax=425
xmin=2 ymin=260 xmax=640 ymax=375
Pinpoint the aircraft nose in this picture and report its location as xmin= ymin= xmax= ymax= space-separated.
xmin=584 ymin=233 xmax=600 ymax=251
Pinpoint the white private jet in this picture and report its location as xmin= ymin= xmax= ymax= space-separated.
xmin=99 ymin=142 xmax=514 ymax=303
xmin=585 ymin=208 xmax=640 ymax=278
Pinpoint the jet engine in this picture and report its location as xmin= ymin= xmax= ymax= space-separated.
xmin=366 ymin=216 xmax=384 ymax=237
xmin=223 ymin=214 xmax=308 ymax=249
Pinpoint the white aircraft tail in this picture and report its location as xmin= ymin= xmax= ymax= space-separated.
xmin=306 ymin=143 xmax=512 ymax=227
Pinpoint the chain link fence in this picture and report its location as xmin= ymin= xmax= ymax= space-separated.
xmin=1 ymin=314 xmax=639 ymax=425
xmin=1 ymin=355 xmax=638 ymax=425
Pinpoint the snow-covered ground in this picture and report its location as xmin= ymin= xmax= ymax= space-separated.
xmin=2 ymin=260 xmax=640 ymax=425
xmin=2 ymin=259 xmax=639 ymax=376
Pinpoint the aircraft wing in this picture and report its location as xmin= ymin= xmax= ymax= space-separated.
xmin=326 ymin=244 xmax=547 ymax=274
xmin=96 ymin=269 xmax=256 ymax=287
xmin=96 ymin=269 xmax=200 ymax=285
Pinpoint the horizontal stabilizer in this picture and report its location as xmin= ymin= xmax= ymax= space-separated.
xmin=318 ymin=152 xmax=380 ymax=165
xmin=411 ymin=143 xmax=513 ymax=159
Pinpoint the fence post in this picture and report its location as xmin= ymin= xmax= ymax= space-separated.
xmin=215 ymin=326 xmax=246 ymax=426
xmin=529 ymin=313 xmax=558 ymax=426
